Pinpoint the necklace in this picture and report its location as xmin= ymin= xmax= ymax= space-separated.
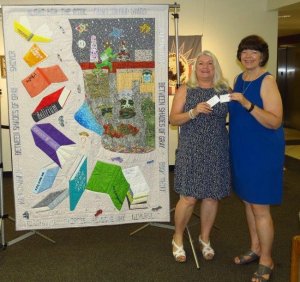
xmin=242 ymin=79 xmax=253 ymax=95
xmin=242 ymin=70 xmax=264 ymax=94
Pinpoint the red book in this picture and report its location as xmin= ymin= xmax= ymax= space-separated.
xmin=22 ymin=65 xmax=68 ymax=97
xmin=32 ymin=86 xmax=71 ymax=122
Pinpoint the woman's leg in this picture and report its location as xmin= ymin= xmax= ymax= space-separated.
xmin=234 ymin=201 xmax=261 ymax=264
xmin=198 ymin=198 xmax=218 ymax=260
xmin=251 ymin=204 xmax=274 ymax=282
xmin=199 ymin=198 xmax=218 ymax=243
xmin=246 ymin=202 xmax=262 ymax=254
xmin=173 ymin=195 xmax=197 ymax=246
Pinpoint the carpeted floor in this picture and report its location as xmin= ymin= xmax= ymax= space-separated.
xmin=0 ymin=155 xmax=299 ymax=282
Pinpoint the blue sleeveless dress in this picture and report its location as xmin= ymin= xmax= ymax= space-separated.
xmin=228 ymin=72 xmax=285 ymax=205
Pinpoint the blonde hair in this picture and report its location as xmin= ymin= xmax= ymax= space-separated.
xmin=187 ymin=50 xmax=229 ymax=92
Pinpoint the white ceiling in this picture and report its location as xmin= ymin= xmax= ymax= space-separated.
xmin=278 ymin=2 xmax=300 ymax=37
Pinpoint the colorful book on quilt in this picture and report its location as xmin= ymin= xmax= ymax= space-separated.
xmin=69 ymin=155 xmax=87 ymax=211
xmin=32 ymin=189 xmax=68 ymax=212
xmin=126 ymin=191 xmax=148 ymax=205
xmin=126 ymin=197 xmax=148 ymax=210
xmin=14 ymin=17 xmax=53 ymax=43
xmin=33 ymin=162 xmax=60 ymax=194
xmin=32 ymin=86 xmax=71 ymax=122
xmin=23 ymin=44 xmax=48 ymax=67
xmin=22 ymin=65 xmax=68 ymax=97
xmin=122 ymin=165 xmax=150 ymax=201
xmin=86 ymin=161 xmax=129 ymax=211
xmin=74 ymin=101 xmax=103 ymax=136
xmin=31 ymin=123 xmax=76 ymax=168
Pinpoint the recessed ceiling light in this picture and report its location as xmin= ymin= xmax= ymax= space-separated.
xmin=278 ymin=15 xmax=291 ymax=19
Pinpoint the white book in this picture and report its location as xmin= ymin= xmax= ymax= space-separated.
xmin=128 ymin=201 xmax=148 ymax=210
xmin=122 ymin=166 xmax=150 ymax=198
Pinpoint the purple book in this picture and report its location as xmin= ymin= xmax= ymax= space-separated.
xmin=31 ymin=123 xmax=76 ymax=167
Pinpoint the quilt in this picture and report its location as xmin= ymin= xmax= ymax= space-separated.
xmin=2 ymin=5 xmax=169 ymax=230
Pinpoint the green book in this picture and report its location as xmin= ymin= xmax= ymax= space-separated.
xmin=86 ymin=161 xmax=129 ymax=210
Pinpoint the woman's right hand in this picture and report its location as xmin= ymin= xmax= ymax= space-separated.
xmin=193 ymin=102 xmax=212 ymax=115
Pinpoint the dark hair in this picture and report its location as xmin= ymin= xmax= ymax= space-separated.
xmin=236 ymin=35 xmax=269 ymax=66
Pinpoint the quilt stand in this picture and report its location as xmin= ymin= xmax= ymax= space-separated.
xmin=131 ymin=3 xmax=199 ymax=269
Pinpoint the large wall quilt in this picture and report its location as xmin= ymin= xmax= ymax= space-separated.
xmin=2 ymin=5 xmax=169 ymax=230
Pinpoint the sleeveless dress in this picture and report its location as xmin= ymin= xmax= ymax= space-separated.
xmin=228 ymin=72 xmax=285 ymax=205
xmin=174 ymin=87 xmax=231 ymax=200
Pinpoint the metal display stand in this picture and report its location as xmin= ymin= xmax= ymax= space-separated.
xmin=130 ymin=3 xmax=199 ymax=269
xmin=130 ymin=210 xmax=200 ymax=269
xmin=0 ymin=88 xmax=55 ymax=250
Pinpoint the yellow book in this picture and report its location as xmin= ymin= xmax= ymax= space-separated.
xmin=23 ymin=44 xmax=48 ymax=67
xmin=14 ymin=20 xmax=52 ymax=43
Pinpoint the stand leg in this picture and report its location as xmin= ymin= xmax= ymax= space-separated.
xmin=7 ymin=231 xmax=36 ymax=246
xmin=130 ymin=222 xmax=175 ymax=236
xmin=130 ymin=223 xmax=151 ymax=236
xmin=5 ymin=216 xmax=56 ymax=246
xmin=33 ymin=231 xmax=56 ymax=244
xmin=7 ymin=230 xmax=55 ymax=246
xmin=186 ymin=226 xmax=200 ymax=269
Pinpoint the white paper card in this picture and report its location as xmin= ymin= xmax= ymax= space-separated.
xmin=206 ymin=95 xmax=220 ymax=107
xmin=219 ymin=94 xmax=231 ymax=103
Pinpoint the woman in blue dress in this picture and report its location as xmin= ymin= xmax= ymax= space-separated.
xmin=229 ymin=35 xmax=285 ymax=282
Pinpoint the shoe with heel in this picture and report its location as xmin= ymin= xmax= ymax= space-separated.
xmin=172 ymin=239 xmax=186 ymax=263
xmin=199 ymin=236 xmax=215 ymax=260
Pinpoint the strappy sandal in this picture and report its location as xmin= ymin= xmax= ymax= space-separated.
xmin=199 ymin=236 xmax=215 ymax=260
xmin=234 ymin=250 xmax=260 ymax=265
xmin=172 ymin=239 xmax=186 ymax=263
xmin=252 ymin=264 xmax=273 ymax=281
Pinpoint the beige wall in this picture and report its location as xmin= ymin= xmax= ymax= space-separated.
xmin=0 ymin=0 xmax=282 ymax=169
xmin=0 ymin=22 xmax=11 ymax=171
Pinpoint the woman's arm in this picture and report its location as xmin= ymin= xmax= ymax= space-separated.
xmin=169 ymin=85 xmax=191 ymax=126
xmin=255 ymin=75 xmax=283 ymax=129
xmin=230 ymin=75 xmax=283 ymax=129
xmin=169 ymin=85 xmax=212 ymax=126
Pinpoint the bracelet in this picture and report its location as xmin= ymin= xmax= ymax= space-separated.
xmin=247 ymin=103 xmax=255 ymax=112
xmin=188 ymin=109 xmax=196 ymax=119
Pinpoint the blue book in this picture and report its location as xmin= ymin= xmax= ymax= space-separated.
xmin=69 ymin=156 xmax=87 ymax=211
xmin=33 ymin=163 xmax=60 ymax=193
xmin=74 ymin=101 xmax=103 ymax=136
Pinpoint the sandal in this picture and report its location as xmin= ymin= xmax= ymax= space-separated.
xmin=252 ymin=264 xmax=273 ymax=281
xmin=234 ymin=250 xmax=260 ymax=265
xmin=199 ymin=236 xmax=215 ymax=260
xmin=172 ymin=239 xmax=186 ymax=263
